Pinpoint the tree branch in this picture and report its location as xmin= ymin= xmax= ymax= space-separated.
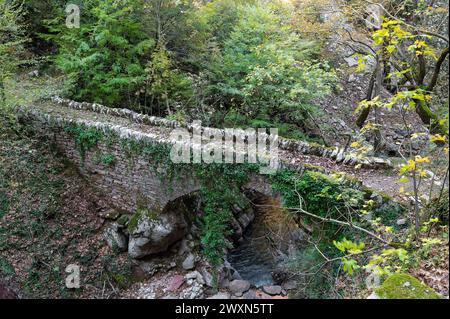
xmin=364 ymin=0 xmax=449 ymax=43
xmin=427 ymin=47 xmax=449 ymax=92
xmin=289 ymin=206 xmax=393 ymax=246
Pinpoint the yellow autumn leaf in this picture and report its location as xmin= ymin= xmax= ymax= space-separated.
xmin=399 ymin=160 xmax=416 ymax=174
xmin=399 ymin=187 xmax=405 ymax=193
xmin=415 ymin=156 xmax=430 ymax=163
xmin=430 ymin=134 xmax=446 ymax=143
xmin=398 ymin=176 xmax=409 ymax=183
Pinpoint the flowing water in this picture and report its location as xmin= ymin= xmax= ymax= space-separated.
xmin=228 ymin=197 xmax=299 ymax=287
xmin=228 ymin=223 xmax=276 ymax=287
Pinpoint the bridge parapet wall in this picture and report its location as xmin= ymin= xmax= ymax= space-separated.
xmin=51 ymin=97 xmax=393 ymax=170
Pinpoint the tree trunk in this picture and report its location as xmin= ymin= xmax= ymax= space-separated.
xmin=0 ymin=80 xmax=5 ymax=103
xmin=373 ymin=58 xmax=383 ymax=153
xmin=356 ymin=72 xmax=376 ymax=128
xmin=415 ymin=99 xmax=448 ymax=135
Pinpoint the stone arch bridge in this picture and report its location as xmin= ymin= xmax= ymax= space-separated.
xmin=20 ymin=97 xmax=393 ymax=215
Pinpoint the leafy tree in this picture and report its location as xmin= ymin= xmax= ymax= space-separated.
xmin=45 ymin=0 xmax=155 ymax=108
xmin=0 ymin=0 xmax=27 ymax=102
xmin=143 ymin=0 xmax=193 ymax=59
xmin=188 ymin=1 xmax=337 ymax=132
xmin=21 ymin=0 xmax=65 ymax=53
xmin=341 ymin=1 xmax=449 ymax=135
xmin=141 ymin=43 xmax=194 ymax=117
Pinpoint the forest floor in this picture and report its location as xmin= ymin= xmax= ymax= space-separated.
xmin=0 ymin=128 xmax=136 ymax=299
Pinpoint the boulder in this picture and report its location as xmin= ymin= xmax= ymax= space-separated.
xmin=262 ymin=285 xmax=282 ymax=296
xmin=336 ymin=149 xmax=345 ymax=163
xmin=128 ymin=210 xmax=187 ymax=259
xmin=182 ymin=253 xmax=196 ymax=270
xmin=177 ymin=238 xmax=191 ymax=256
xmin=281 ymin=280 xmax=296 ymax=291
xmin=200 ymin=269 xmax=214 ymax=287
xmin=167 ymin=275 xmax=185 ymax=293
xmin=207 ymin=292 xmax=231 ymax=299
xmin=185 ymin=271 xmax=205 ymax=285
xmin=104 ymin=223 xmax=128 ymax=252
xmin=228 ymin=280 xmax=251 ymax=295
xmin=229 ymin=217 xmax=243 ymax=243
xmin=374 ymin=273 xmax=442 ymax=299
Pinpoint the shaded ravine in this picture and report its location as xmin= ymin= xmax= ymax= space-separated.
xmin=228 ymin=196 xmax=299 ymax=287
xmin=228 ymin=223 xmax=276 ymax=287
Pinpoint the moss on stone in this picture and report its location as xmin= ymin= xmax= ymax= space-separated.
xmin=127 ymin=213 xmax=139 ymax=233
xmin=375 ymin=273 xmax=442 ymax=299
xmin=303 ymin=163 xmax=327 ymax=173
xmin=117 ymin=214 xmax=129 ymax=227
xmin=127 ymin=208 xmax=160 ymax=233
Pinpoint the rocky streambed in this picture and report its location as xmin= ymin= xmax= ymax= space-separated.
xmin=103 ymin=193 xmax=303 ymax=299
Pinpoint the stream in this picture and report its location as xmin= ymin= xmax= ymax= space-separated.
xmin=228 ymin=223 xmax=276 ymax=287
xmin=227 ymin=195 xmax=297 ymax=287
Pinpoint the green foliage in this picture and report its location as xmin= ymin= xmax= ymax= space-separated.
xmin=342 ymin=258 xmax=360 ymax=276
xmin=64 ymin=123 xmax=103 ymax=160
xmin=332 ymin=238 xmax=365 ymax=275
xmin=427 ymin=191 xmax=449 ymax=225
xmin=196 ymin=164 xmax=252 ymax=267
xmin=189 ymin=1 xmax=336 ymax=129
xmin=286 ymin=245 xmax=339 ymax=299
xmin=271 ymin=170 xmax=365 ymax=220
xmin=100 ymin=254 xmax=134 ymax=289
xmin=101 ymin=153 xmax=117 ymax=166
xmin=141 ymin=43 xmax=194 ymax=116
xmin=333 ymin=238 xmax=365 ymax=254
xmin=45 ymin=0 xmax=154 ymax=107
xmin=31 ymin=0 xmax=337 ymax=141
xmin=0 ymin=0 xmax=28 ymax=100
xmin=0 ymin=256 xmax=15 ymax=276
xmin=372 ymin=202 xmax=405 ymax=227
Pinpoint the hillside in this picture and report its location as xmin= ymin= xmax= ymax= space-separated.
xmin=0 ymin=0 xmax=448 ymax=301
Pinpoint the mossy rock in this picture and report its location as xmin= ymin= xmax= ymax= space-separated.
xmin=117 ymin=214 xmax=129 ymax=227
xmin=104 ymin=209 xmax=121 ymax=220
xmin=127 ymin=208 xmax=160 ymax=233
xmin=375 ymin=273 xmax=442 ymax=299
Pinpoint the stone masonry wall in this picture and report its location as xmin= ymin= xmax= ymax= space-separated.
xmin=51 ymin=97 xmax=393 ymax=169
xmin=53 ymin=129 xmax=201 ymax=213
xmin=21 ymin=109 xmax=201 ymax=213
xmin=19 ymin=104 xmax=374 ymax=214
